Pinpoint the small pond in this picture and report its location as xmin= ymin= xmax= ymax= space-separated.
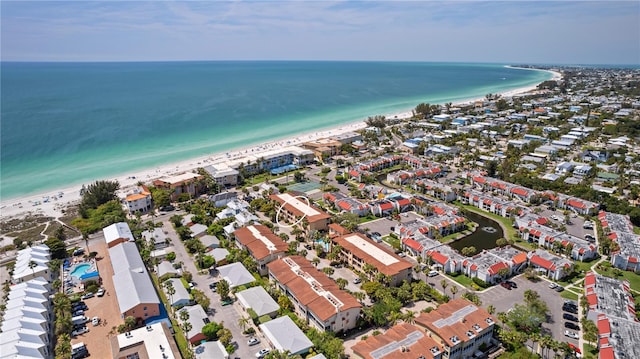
xmin=449 ymin=211 xmax=504 ymax=252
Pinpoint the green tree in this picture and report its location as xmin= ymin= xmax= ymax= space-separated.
xmin=461 ymin=246 xmax=477 ymax=256
xmin=202 ymin=321 xmax=224 ymax=340
xmin=79 ymin=180 xmax=120 ymax=217
xmin=45 ymin=236 xmax=68 ymax=259
xmin=336 ymin=278 xmax=348 ymax=290
xmin=217 ymin=279 xmax=230 ymax=300
xmin=179 ymin=309 xmax=192 ymax=339
xmin=449 ymin=285 xmax=458 ymax=298
xmin=163 ymin=280 xmax=175 ymax=305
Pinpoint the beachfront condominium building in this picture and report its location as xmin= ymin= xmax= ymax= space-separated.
xmin=108 ymin=242 xmax=160 ymax=321
xmin=233 ymin=225 xmax=288 ymax=276
xmin=331 ymin=233 xmax=413 ymax=287
xmin=12 ymin=244 xmax=51 ymax=284
xmin=268 ymin=256 xmax=361 ymax=333
xmin=153 ymin=172 xmax=204 ymax=202
xmin=414 ymin=298 xmax=496 ymax=359
xmin=203 ymin=164 xmax=240 ymax=188
xmin=123 ymin=185 xmax=153 ymax=214
xmin=0 ymin=278 xmax=53 ymax=359
xmin=269 ymin=193 xmax=331 ymax=233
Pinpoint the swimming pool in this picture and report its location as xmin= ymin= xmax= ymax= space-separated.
xmin=70 ymin=263 xmax=91 ymax=278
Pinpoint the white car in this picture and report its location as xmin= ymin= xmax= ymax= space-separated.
xmin=96 ymin=288 xmax=105 ymax=297
xmin=256 ymin=349 xmax=270 ymax=358
xmin=71 ymin=326 xmax=89 ymax=337
xmin=247 ymin=337 xmax=260 ymax=346
xmin=91 ymin=317 xmax=100 ymax=326
xmin=548 ymin=282 xmax=558 ymax=289
xmin=564 ymin=330 xmax=579 ymax=339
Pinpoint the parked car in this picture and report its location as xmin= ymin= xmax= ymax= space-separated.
xmin=96 ymin=288 xmax=105 ymax=297
xmin=353 ymin=278 xmax=362 ymax=284
xmin=563 ymin=313 xmax=578 ymax=322
xmin=506 ymin=281 xmax=517 ymax=289
xmin=565 ymin=322 xmax=580 ymax=330
xmin=563 ymin=305 xmax=578 ymax=314
xmin=564 ymin=330 xmax=579 ymax=339
xmin=256 ymin=349 xmax=270 ymax=358
xmin=428 ymin=271 xmax=439 ymax=278
xmin=555 ymin=285 xmax=565 ymax=292
xmin=80 ymin=292 xmax=95 ymax=300
xmin=71 ymin=326 xmax=89 ymax=337
xmin=548 ymin=282 xmax=558 ymax=289
xmin=71 ymin=349 xmax=89 ymax=359
xmin=500 ymin=282 xmax=512 ymax=290
xmin=73 ymin=310 xmax=84 ymax=316
xmin=221 ymin=298 xmax=234 ymax=306
xmin=248 ymin=337 xmax=260 ymax=346
xmin=72 ymin=302 xmax=87 ymax=311
xmin=91 ymin=317 xmax=100 ymax=326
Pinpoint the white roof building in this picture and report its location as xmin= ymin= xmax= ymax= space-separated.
xmin=12 ymin=245 xmax=51 ymax=284
xmin=259 ymin=316 xmax=314 ymax=355
xmin=236 ymin=286 xmax=280 ymax=318
xmin=164 ymin=278 xmax=190 ymax=308
xmin=216 ymin=262 xmax=255 ymax=288
xmin=103 ymin=222 xmax=135 ymax=248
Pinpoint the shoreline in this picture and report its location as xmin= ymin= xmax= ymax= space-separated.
xmin=0 ymin=68 xmax=561 ymax=221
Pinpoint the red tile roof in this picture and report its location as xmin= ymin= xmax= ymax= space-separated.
xmin=510 ymin=187 xmax=529 ymax=197
xmin=530 ymin=255 xmax=553 ymax=270
xmin=403 ymin=238 xmax=424 ymax=252
xmin=234 ymin=225 xmax=288 ymax=260
xmin=488 ymin=262 xmax=508 ymax=275
xmin=428 ymin=251 xmax=449 ymax=265
xmin=566 ymin=199 xmax=587 ymax=209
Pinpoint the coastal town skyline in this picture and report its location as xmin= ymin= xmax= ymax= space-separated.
xmin=2 ymin=1 xmax=639 ymax=65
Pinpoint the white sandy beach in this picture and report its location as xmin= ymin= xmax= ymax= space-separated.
xmin=0 ymin=69 xmax=561 ymax=221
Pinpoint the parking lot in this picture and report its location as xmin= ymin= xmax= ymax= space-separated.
xmin=69 ymin=235 xmax=125 ymax=357
xmin=477 ymin=275 xmax=580 ymax=346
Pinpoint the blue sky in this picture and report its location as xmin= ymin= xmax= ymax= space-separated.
xmin=2 ymin=1 xmax=639 ymax=64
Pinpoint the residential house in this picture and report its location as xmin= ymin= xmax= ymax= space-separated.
xmin=11 ymin=245 xmax=51 ymax=284
xmin=236 ymin=286 xmax=280 ymax=319
xmin=216 ymin=262 xmax=255 ymax=288
xmin=178 ymin=305 xmax=209 ymax=345
xmin=124 ymin=186 xmax=153 ymax=214
xmin=259 ymin=316 xmax=314 ymax=356
xmin=163 ymin=278 xmax=190 ymax=308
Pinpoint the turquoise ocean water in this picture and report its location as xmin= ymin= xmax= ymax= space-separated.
xmin=1 ymin=61 xmax=550 ymax=200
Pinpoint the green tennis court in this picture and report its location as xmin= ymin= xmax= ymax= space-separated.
xmin=287 ymin=181 xmax=322 ymax=193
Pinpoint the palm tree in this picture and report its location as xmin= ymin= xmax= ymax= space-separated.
xmin=449 ymin=285 xmax=458 ymax=298
xmin=238 ymin=316 xmax=250 ymax=332
xmin=311 ymin=257 xmax=320 ymax=267
xmin=486 ymin=304 xmax=496 ymax=315
xmin=179 ymin=309 xmax=192 ymax=341
xmin=540 ymin=335 xmax=553 ymax=359
xmin=440 ymin=279 xmax=448 ymax=292
xmin=164 ymin=280 xmax=175 ymax=306
xmin=352 ymin=291 xmax=365 ymax=304
xmin=403 ymin=310 xmax=416 ymax=324
xmin=28 ymin=260 xmax=37 ymax=275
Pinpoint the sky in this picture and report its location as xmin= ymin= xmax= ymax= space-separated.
xmin=1 ymin=1 xmax=639 ymax=64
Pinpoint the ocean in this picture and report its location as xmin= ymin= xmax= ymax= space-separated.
xmin=0 ymin=61 xmax=551 ymax=200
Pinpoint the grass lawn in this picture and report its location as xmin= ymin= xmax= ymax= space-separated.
xmin=561 ymin=290 xmax=579 ymax=301
xmin=634 ymin=226 xmax=640 ymax=235
xmin=583 ymin=343 xmax=598 ymax=359
xmin=446 ymin=273 xmax=474 ymax=288
xmin=383 ymin=235 xmax=401 ymax=250
xmin=151 ymin=274 xmax=191 ymax=358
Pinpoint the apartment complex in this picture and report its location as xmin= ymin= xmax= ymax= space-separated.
xmin=234 ymin=224 xmax=288 ymax=275
xmin=270 ymin=193 xmax=331 ymax=232
xmin=268 ymin=256 xmax=361 ymax=333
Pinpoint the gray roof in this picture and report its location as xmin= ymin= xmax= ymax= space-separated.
xmin=103 ymin=222 xmax=134 ymax=245
xmin=165 ymin=278 xmax=190 ymax=307
xmin=259 ymin=316 xmax=313 ymax=355
xmin=236 ymin=286 xmax=280 ymax=317
xmin=200 ymin=235 xmax=220 ymax=248
xmin=190 ymin=223 xmax=208 ymax=237
xmin=211 ymin=248 xmax=230 ymax=263
xmin=109 ymin=242 xmax=160 ymax=313
xmin=217 ymin=262 xmax=255 ymax=288
xmin=142 ymin=228 xmax=167 ymax=247
xmin=157 ymin=261 xmax=179 ymax=278
xmin=194 ymin=341 xmax=228 ymax=359
xmin=179 ymin=305 xmax=209 ymax=341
